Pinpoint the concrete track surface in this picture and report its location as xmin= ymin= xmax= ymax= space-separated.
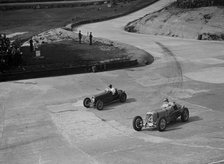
xmin=1 ymin=0 xmax=224 ymax=163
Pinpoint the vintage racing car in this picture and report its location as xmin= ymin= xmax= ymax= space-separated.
xmin=83 ymin=89 xmax=127 ymax=110
xmin=133 ymin=102 xmax=189 ymax=132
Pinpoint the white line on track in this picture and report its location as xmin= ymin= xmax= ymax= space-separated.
xmin=173 ymin=142 xmax=224 ymax=151
xmin=208 ymin=159 xmax=224 ymax=164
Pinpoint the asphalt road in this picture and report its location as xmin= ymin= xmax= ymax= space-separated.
xmin=1 ymin=0 xmax=224 ymax=164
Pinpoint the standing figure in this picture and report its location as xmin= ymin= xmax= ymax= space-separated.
xmin=78 ymin=30 xmax=82 ymax=44
xmin=29 ymin=39 xmax=33 ymax=52
xmin=89 ymin=32 xmax=93 ymax=45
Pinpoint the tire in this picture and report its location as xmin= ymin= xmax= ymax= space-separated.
xmin=133 ymin=116 xmax=143 ymax=131
xmin=119 ymin=92 xmax=127 ymax=103
xmin=157 ymin=117 xmax=167 ymax=132
xmin=96 ymin=100 xmax=104 ymax=110
xmin=181 ymin=108 xmax=189 ymax=122
xmin=83 ymin=97 xmax=91 ymax=108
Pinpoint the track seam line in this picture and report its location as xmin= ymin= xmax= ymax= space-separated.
xmin=208 ymin=159 xmax=224 ymax=164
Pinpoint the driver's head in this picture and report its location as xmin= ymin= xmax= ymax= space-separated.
xmin=163 ymin=98 xmax=169 ymax=103
xmin=109 ymin=84 xmax=112 ymax=88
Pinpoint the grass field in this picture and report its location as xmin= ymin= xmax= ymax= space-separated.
xmin=0 ymin=0 xmax=85 ymax=3
xmin=0 ymin=0 xmax=156 ymax=40
xmin=21 ymin=40 xmax=127 ymax=66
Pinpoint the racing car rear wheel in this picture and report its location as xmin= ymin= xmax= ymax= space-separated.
xmin=96 ymin=100 xmax=104 ymax=110
xmin=181 ymin=108 xmax=189 ymax=122
xmin=157 ymin=117 xmax=167 ymax=132
xmin=83 ymin=97 xmax=91 ymax=108
xmin=120 ymin=92 xmax=127 ymax=103
xmin=133 ymin=116 xmax=143 ymax=131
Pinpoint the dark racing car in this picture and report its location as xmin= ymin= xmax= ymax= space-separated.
xmin=83 ymin=89 xmax=127 ymax=110
xmin=133 ymin=101 xmax=189 ymax=132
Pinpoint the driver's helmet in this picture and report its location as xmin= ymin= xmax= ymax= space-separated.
xmin=108 ymin=84 xmax=112 ymax=88
xmin=163 ymin=98 xmax=169 ymax=103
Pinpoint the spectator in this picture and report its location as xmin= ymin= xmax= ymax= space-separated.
xmin=89 ymin=32 xmax=93 ymax=45
xmin=0 ymin=34 xmax=3 ymax=47
xmin=33 ymin=40 xmax=39 ymax=51
xmin=15 ymin=47 xmax=23 ymax=67
xmin=3 ymin=33 xmax=6 ymax=41
xmin=29 ymin=39 xmax=33 ymax=52
xmin=7 ymin=46 xmax=13 ymax=67
xmin=0 ymin=56 xmax=6 ymax=73
xmin=78 ymin=30 xmax=82 ymax=44
xmin=5 ymin=37 xmax=10 ymax=48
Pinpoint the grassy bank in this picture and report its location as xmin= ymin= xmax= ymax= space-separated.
xmin=0 ymin=40 xmax=138 ymax=81
xmin=21 ymin=40 xmax=128 ymax=66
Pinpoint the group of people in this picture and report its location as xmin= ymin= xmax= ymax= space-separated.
xmin=0 ymin=33 xmax=23 ymax=73
xmin=78 ymin=30 xmax=93 ymax=45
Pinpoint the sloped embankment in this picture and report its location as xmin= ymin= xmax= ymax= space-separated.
xmin=23 ymin=28 xmax=153 ymax=66
xmin=125 ymin=3 xmax=224 ymax=40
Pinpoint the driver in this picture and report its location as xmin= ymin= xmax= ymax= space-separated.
xmin=105 ymin=84 xmax=116 ymax=95
xmin=161 ymin=98 xmax=175 ymax=109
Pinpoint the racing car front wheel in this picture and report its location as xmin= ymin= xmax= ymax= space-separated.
xmin=120 ymin=92 xmax=127 ymax=103
xmin=96 ymin=100 xmax=104 ymax=110
xmin=83 ymin=97 xmax=91 ymax=108
xmin=157 ymin=117 xmax=167 ymax=132
xmin=133 ymin=116 xmax=143 ymax=131
xmin=181 ymin=108 xmax=189 ymax=122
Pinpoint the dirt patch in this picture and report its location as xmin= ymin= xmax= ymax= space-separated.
xmin=125 ymin=3 xmax=224 ymax=40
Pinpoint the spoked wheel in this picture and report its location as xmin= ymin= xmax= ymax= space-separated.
xmin=120 ymin=92 xmax=127 ymax=103
xmin=96 ymin=100 xmax=104 ymax=110
xmin=133 ymin=116 xmax=143 ymax=131
xmin=83 ymin=97 xmax=91 ymax=108
xmin=157 ymin=117 xmax=167 ymax=132
xmin=181 ymin=108 xmax=189 ymax=122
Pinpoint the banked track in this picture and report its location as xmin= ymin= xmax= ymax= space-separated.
xmin=1 ymin=0 xmax=224 ymax=164
xmin=79 ymin=0 xmax=224 ymax=100
xmin=77 ymin=0 xmax=224 ymax=163
xmin=79 ymin=0 xmax=185 ymax=106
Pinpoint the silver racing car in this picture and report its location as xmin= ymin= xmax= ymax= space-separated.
xmin=133 ymin=102 xmax=189 ymax=132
